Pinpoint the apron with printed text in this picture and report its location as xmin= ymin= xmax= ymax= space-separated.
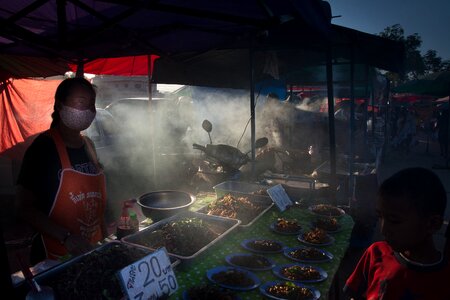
xmin=42 ymin=128 xmax=106 ymax=260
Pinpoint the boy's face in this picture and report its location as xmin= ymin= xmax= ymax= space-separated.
xmin=376 ymin=196 xmax=437 ymax=252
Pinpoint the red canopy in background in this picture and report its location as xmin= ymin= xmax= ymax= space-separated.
xmin=391 ymin=93 xmax=435 ymax=103
xmin=69 ymin=55 xmax=159 ymax=76
xmin=0 ymin=78 xmax=62 ymax=157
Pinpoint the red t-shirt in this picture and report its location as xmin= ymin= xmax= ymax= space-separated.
xmin=344 ymin=241 xmax=450 ymax=300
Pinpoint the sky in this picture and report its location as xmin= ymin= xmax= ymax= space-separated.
xmin=330 ymin=0 xmax=450 ymax=60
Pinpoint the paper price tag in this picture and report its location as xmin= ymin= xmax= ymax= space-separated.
xmin=119 ymin=247 xmax=178 ymax=300
xmin=267 ymin=184 xmax=293 ymax=212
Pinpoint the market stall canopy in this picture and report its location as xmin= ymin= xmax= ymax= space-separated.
xmin=152 ymin=24 xmax=404 ymax=89
xmin=0 ymin=0 xmax=331 ymax=62
xmin=0 ymin=54 xmax=70 ymax=81
xmin=0 ymin=0 xmax=404 ymax=87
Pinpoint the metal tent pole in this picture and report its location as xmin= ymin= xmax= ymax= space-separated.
xmin=348 ymin=47 xmax=355 ymax=208
xmin=147 ymin=55 xmax=158 ymax=187
xmin=75 ymin=59 xmax=84 ymax=78
xmin=249 ymin=49 xmax=256 ymax=179
xmin=326 ymin=46 xmax=337 ymax=206
xmin=384 ymin=80 xmax=391 ymax=160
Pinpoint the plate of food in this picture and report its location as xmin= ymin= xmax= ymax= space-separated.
xmin=182 ymin=284 xmax=241 ymax=300
xmin=206 ymin=266 xmax=261 ymax=291
xmin=298 ymin=228 xmax=335 ymax=247
xmin=270 ymin=218 xmax=302 ymax=235
xmin=225 ymin=253 xmax=276 ymax=271
xmin=308 ymin=204 xmax=345 ymax=218
xmin=272 ymin=264 xmax=328 ymax=283
xmin=259 ymin=281 xmax=321 ymax=300
xmin=311 ymin=216 xmax=342 ymax=233
xmin=283 ymin=246 xmax=333 ymax=263
xmin=241 ymin=238 xmax=285 ymax=254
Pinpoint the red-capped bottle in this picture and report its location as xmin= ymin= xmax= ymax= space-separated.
xmin=116 ymin=201 xmax=135 ymax=239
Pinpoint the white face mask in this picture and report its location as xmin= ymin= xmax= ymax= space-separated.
xmin=59 ymin=104 xmax=96 ymax=131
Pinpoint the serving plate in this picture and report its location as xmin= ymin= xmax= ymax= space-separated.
xmin=283 ymin=246 xmax=333 ymax=263
xmin=206 ymin=266 xmax=261 ymax=291
xmin=270 ymin=219 xmax=302 ymax=235
xmin=272 ymin=263 xmax=328 ymax=283
xmin=225 ymin=252 xmax=276 ymax=271
xmin=308 ymin=204 xmax=345 ymax=218
xmin=241 ymin=238 xmax=285 ymax=254
xmin=298 ymin=230 xmax=335 ymax=247
xmin=310 ymin=218 xmax=342 ymax=234
xmin=259 ymin=281 xmax=320 ymax=300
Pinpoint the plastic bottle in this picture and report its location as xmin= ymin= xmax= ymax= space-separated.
xmin=116 ymin=201 xmax=134 ymax=239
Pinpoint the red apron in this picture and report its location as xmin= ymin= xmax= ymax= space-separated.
xmin=42 ymin=128 xmax=106 ymax=260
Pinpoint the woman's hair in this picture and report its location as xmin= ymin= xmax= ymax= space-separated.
xmin=50 ymin=77 xmax=96 ymax=128
xmin=378 ymin=167 xmax=447 ymax=217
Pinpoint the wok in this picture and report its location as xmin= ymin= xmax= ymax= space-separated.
xmin=137 ymin=191 xmax=195 ymax=222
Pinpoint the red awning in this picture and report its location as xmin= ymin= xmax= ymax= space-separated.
xmin=69 ymin=55 xmax=159 ymax=76
xmin=392 ymin=93 xmax=435 ymax=103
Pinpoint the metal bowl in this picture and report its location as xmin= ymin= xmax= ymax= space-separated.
xmin=137 ymin=191 xmax=196 ymax=222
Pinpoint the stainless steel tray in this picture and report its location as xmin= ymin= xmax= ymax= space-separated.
xmin=197 ymin=190 xmax=274 ymax=228
xmin=213 ymin=180 xmax=272 ymax=201
xmin=122 ymin=210 xmax=241 ymax=261
xmin=32 ymin=241 xmax=179 ymax=299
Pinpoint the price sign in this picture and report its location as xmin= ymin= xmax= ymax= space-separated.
xmin=119 ymin=247 xmax=178 ymax=300
xmin=267 ymin=184 xmax=293 ymax=212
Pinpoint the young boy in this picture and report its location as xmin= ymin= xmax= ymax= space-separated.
xmin=344 ymin=167 xmax=450 ymax=299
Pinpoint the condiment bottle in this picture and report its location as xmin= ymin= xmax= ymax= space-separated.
xmin=116 ymin=201 xmax=134 ymax=239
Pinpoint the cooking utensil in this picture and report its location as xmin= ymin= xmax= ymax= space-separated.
xmin=137 ymin=190 xmax=195 ymax=221
xmin=16 ymin=254 xmax=55 ymax=300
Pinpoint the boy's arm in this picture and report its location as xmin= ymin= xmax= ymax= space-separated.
xmin=343 ymin=247 xmax=372 ymax=299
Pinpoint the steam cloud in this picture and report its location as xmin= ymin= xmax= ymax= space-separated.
xmin=94 ymin=84 xmax=338 ymax=219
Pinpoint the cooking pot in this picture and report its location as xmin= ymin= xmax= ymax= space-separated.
xmin=137 ymin=191 xmax=195 ymax=222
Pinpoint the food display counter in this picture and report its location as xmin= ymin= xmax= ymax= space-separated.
xmin=171 ymin=192 xmax=354 ymax=299
xmin=13 ymin=191 xmax=354 ymax=299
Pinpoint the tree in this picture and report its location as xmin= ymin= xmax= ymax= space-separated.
xmin=442 ymin=60 xmax=450 ymax=71
xmin=379 ymin=24 xmax=425 ymax=81
xmin=379 ymin=24 xmax=450 ymax=83
xmin=423 ymin=50 xmax=443 ymax=74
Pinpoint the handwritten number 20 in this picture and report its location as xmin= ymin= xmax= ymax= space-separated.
xmin=150 ymin=256 xmax=162 ymax=277
xmin=138 ymin=261 xmax=154 ymax=287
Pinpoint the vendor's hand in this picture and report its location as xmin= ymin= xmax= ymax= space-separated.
xmin=64 ymin=234 xmax=93 ymax=256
